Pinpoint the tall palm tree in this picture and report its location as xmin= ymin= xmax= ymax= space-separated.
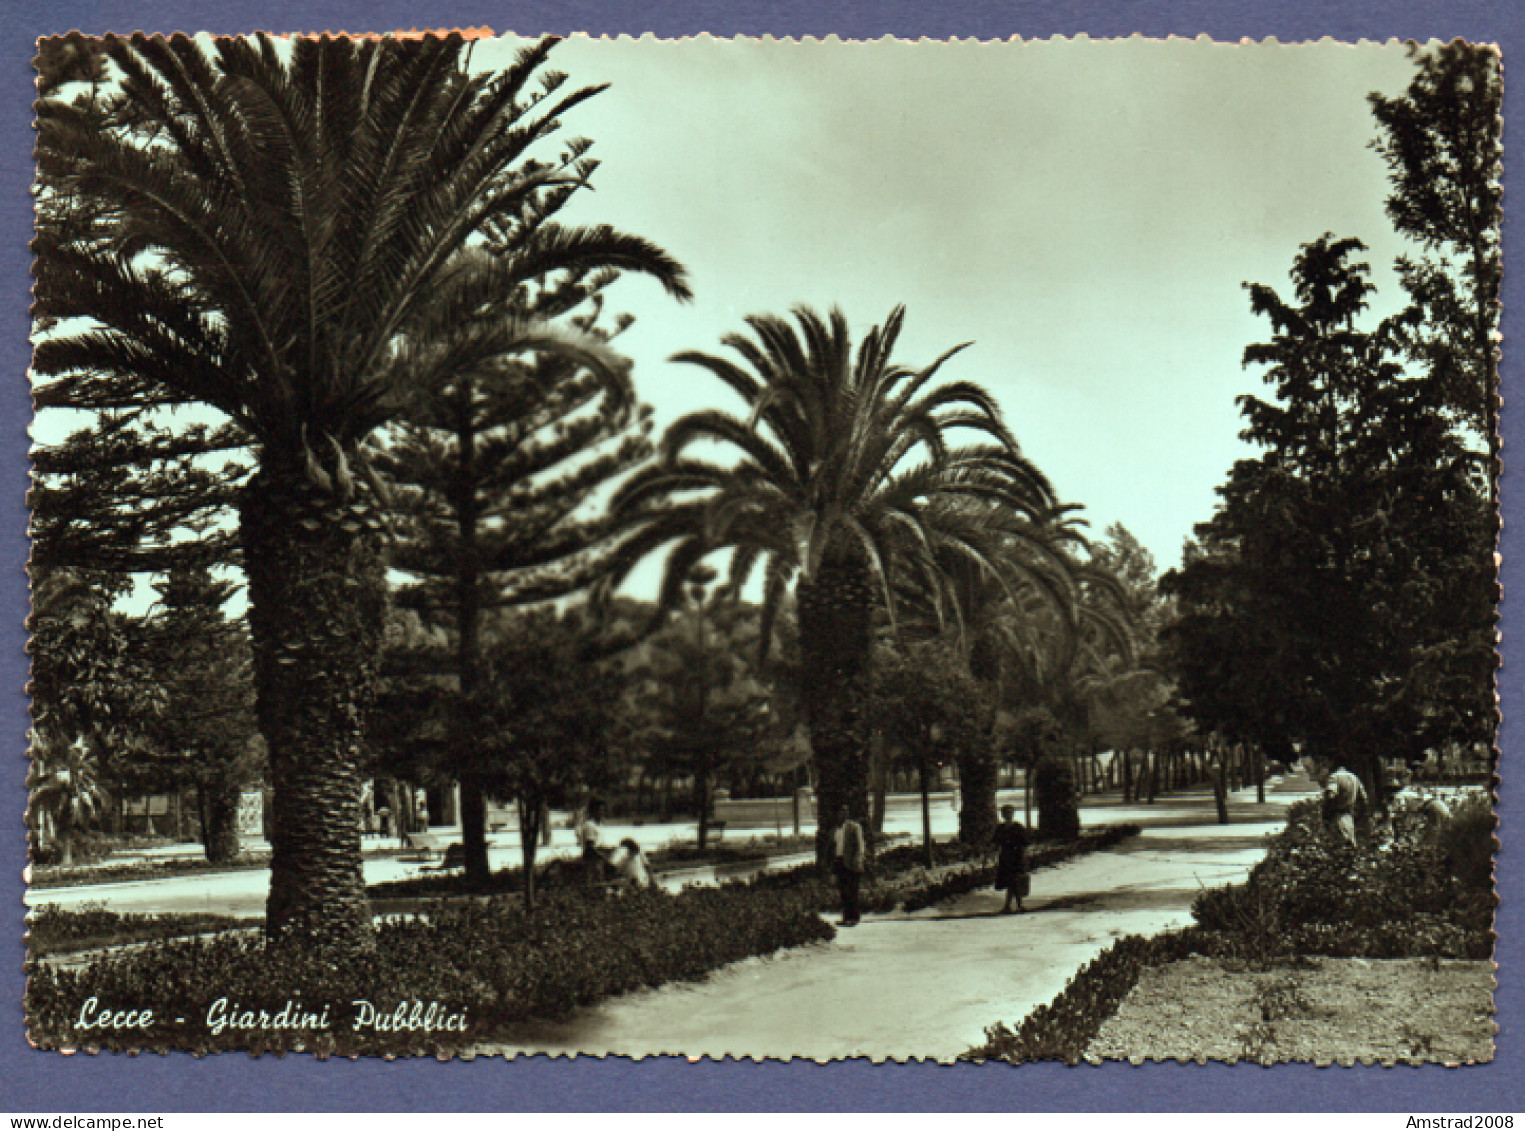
xmin=604 ymin=306 xmax=1060 ymax=861
xmin=34 ymin=32 xmax=626 ymax=947
xmin=894 ymin=501 xmax=1093 ymax=846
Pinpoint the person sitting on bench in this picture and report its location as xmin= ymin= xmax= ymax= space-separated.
xmin=611 ymin=838 xmax=655 ymax=890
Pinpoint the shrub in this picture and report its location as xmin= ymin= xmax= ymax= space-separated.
xmin=1191 ymin=792 xmax=1493 ymax=960
xmin=29 ymin=831 xmax=116 ymax=869
xmin=27 ymin=884 xmax=834 ymax=1055
xmin=969 ymin=795 xmax=1498 ymax=1063
xmin=26 ymin=904 xmax=250 ymax=958
xmin=1439 ymin=792 xmax=1498 ymax=895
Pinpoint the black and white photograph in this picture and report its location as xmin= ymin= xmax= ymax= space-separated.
xmin=21 ymin=29 xmax=1501 ymax=1068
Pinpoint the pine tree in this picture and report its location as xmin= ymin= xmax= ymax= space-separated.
xmin=379 ymin=224 xmax=686 ymax=884
xmin=133 ymin=567 xmax=260 ymax=862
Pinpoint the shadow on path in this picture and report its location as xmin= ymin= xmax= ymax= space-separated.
xmin=1112 ymin=834 xmax=1271 ymax=855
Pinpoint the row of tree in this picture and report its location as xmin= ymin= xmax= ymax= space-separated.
xmin=28 ymin=34 xmax=1498 ymax=951
xmin=30 ymin=33 xmax=1142 ymax=945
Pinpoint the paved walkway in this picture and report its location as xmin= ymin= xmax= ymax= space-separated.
xmin=25 ymin=783 xmax=1291 ymax=917
xmin=28 ymin=777 xmax=1317 ymax=1062
xmin=485 ymin=782 xmax=1317 ymax=1062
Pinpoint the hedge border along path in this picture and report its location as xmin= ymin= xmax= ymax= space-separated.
xmin=964 ymin=927 xmax=1217 ymax=1063
xmin=25 ymin=823 xmax=1142 ymax=1056
xmin=747 ymin=823 xmax=1143 ymax=916
xmin=963 ymin=798 xmax=1497 ymax=1064
xmin=26 ymin=885 xmax=834 ymax=1056
xmin=26 ymin=905 xmax=252 ymax=959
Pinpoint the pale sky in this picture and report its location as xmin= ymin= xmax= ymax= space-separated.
xmin=35 ymin=35 xmax=1436 ymax=605
xmin=472 ymin=34 xmax=1427 ymax=582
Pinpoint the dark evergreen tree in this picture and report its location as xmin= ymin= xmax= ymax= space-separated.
xmin=378 ymin=226 xmax=686 ymax=884
xmin=1163 ymin=236 xmax=1492 ymax=798
xmin=132 ymin=567 xmax=260 ymax=863
xmin=1369 ymin=42 xmax=1502 ymax=443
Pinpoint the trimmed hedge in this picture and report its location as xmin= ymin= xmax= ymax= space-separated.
xmin=368 ymin=836 xmax=822 ymax=900
xmin=966 ymin=928 xmax=1215 ymax=1063
xmin=967 ymin=792 xmax=1497 ymax=1063
xmin=26 ymin=884 xmax=833 ymax=1055
xmin=745 ymin=823 xmax=1141 ymax=915
xmin=26 ymin=905 xmax=250 ymax=958
xmin=898 ymin=825 xmax=1141 ymax=913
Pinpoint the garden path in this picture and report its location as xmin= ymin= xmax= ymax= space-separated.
xmin=484 ymin=780 xmax=1319 ymax=1063
xmin=26 ymin=785 xmax=1291 ymax=917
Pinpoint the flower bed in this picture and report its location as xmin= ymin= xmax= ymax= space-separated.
xmin=966 ymin=795 xmax=1497 ymax=1063
xmin=26 ymin=884 xmax=834 ymax=1055
xmin=966 ymin=928 xmax=1215 ymax=1063
xmin=26 ymin=904 xmax=252 ymax=959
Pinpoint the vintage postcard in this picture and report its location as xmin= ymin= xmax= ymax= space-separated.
xmin=22 ymin=31 xmax=1499 ymax=1066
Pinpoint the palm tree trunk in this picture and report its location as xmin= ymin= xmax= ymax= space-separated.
xmin=797 ymin=555 xmax=875 ymax=867
xmin=956 ymin=746 xmax=998 ymax=848
xmin=240 ymin=464 xmax=387 ymax=950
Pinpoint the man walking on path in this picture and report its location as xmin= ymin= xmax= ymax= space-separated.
xmin=833 ymin=815 xmax=867 ymax=927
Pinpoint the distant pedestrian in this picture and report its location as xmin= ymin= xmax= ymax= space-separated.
xmin=1317 ymin=760 xmax=1368 ymax=847
xmin=579 ymin=800 xmax=607 ymax=883
xmin=377 ymin=807 xmax=392 ymax=839
xmin=832 ymin=815 xmax=867 ymax=927
xmin=993 ymin=804 xmax=1030 ymax=913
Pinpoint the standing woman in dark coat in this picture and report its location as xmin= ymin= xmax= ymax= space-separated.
xmin=993 ymin=804 xmax=1030 ymax=913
